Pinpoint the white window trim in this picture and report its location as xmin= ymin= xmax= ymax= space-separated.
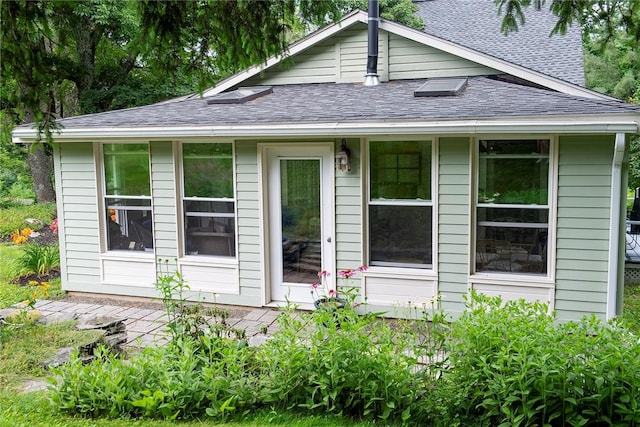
xmin=364 ymin=137 xmax=437 ymax=273
xmin=176 ymin=140 xmax=238 ymax=260
xmin=97 ymin=142 xmax=154 ymax=256
xmin=470 ymin=135 xmax=558 ymax=284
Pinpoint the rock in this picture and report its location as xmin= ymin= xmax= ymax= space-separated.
xmin=0 ymin=308 xmax=20 ymax=321
xmin=76 ymin=316 xmax=126 ymax=334
xmin=24 ymin=218 xmax=44 ymax=227
xmin=41 ymin=311 xmax=78 ymax=324
xmin=22 ymin=380 xmax=49 ymax=393
xmin=43 ymin=347 xmax=75 ymax=369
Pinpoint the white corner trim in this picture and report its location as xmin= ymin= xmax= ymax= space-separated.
xmin=607 ymin=133 xmax=626 ymax=319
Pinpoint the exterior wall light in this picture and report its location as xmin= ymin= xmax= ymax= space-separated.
xmin=335 ymin=139 xmax=351 ymax=173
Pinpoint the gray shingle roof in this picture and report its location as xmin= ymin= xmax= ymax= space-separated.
xmin=416 ymin=0 xmax=586 ymax=86
xmin=49 ymin=77 xmax=639 ymax=129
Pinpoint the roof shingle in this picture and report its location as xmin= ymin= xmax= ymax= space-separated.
xmin=48 ymin=77 xmax=638 ymax=129
xmin=415 ymin=0 xmax=586 ymax=86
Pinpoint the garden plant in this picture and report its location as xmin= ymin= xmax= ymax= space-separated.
xmin=47 ymin=269 xmax=640 ymax=426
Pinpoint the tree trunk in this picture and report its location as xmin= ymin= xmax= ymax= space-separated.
xmin=26 ymin=143 xmax=56 ymax=203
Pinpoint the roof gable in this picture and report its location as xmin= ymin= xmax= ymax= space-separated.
xmin=242 ymin=22 xmax=498 ymax=87
xmin=203 ymin=9 xmax=610 ymax=101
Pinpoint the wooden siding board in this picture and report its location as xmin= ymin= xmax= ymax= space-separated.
xmin=150 ymin=142 xmax=177 ymax=278
xmin=438 ymin=137 xmax=471 ymax=308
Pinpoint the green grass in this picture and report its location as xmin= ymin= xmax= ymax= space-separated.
xmin=0 ymin=391 xmax=378 ymax=427
xmin=0 ymin=202 xmax=56 ymax=237
xmin=623 ymin=284 xmax=640 ymax=334
xmin=0 ymin=321 xmax=104 ymax=393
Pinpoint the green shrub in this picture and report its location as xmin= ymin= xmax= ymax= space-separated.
xmin=16 ymin=243 xmax=60 ymax=277
xmin=258 ymin=303 xmax=434 ymax=423
xmin=428 ymin=292 xmax=640 ymax=426
xmin=0 ymin=202 xmax=56 ymax=237
xmin=50 ymin=267 xmax=259 ymax=421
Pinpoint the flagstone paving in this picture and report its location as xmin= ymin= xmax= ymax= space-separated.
xmin=33 ymin=298 xmax=281 ymax=349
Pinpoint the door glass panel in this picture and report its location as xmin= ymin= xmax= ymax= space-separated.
xmin=280 ymin=159 xmax=321 ymax=283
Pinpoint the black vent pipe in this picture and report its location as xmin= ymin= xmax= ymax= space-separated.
xmin=364 ymin=0 xmax=380 ymax=86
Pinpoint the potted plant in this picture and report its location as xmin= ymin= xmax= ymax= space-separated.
xmin=310 ymin=266 xmax=367 ymax=310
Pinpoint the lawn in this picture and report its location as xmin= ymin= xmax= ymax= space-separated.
xmin=624 ymin=283 xmax=640 ymax=334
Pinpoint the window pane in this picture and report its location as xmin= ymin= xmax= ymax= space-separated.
xmin=369 ymin=205 xmax=432 ymax=267
xmin=477 ymin=207 xmax=548 ymax=224
xmin=184 ymin=200 xmax=236 ymax=257
xmin=106 ymin=201 xmax=153 ymax=251
xmin=280 ymin=159 xmax=321 ymax=283
xmin=104 ymin=144 xmax=150 ymax=196
xmin=184 ymin=201 xmax=235 ymax=257
xmin=370 ymin=141 xmax=431 ymax=200
xmin=476 ymin=225 xmax=548 ymax=274
xmin=183 ymin=143 xmax=233 ymax=198
xmin=478 ymin=139 xmax=549 ymax=205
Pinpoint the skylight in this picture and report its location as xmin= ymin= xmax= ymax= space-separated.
xmin=207 ymin=86 xmax=273 ymax=104
xmin=414 ymin=78 xmax=468 ymax=97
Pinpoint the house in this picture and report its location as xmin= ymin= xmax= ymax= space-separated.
xmin=13 ymin=0 xmax=640 ymax=321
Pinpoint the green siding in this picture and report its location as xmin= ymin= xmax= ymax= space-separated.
xmin=555 ymin=135 xmax=614 ymax=321
xmin=55 ymin=143 xmax=101 ymax=289
xmin=150 ymin=142 xmax=178 ymax=274
xmin=244 ymin=24 xmax=499 ymax=86
xmin=233 ymin=140 xmax=262 ymax=306
xmin=387 ymin=34 xmax=497 ymax=80
xmin=438 ymin=137 xmax=471 ymax=315
xmin=335 ymin=138 xmax=363 ymax=269
xmin=245 ymin=39 xmax=337 ymax=86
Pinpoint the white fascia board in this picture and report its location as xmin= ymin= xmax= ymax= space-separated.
xmin=12 ymin=115 xmax=639 ymax=143
xmin=380 ymin=21 xmax=617 ymax=102
xmin=200 ymin=10 xmax=367 ymax=98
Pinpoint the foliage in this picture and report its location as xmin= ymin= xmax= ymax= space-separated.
xmin=155 ymin=261 xmax=246 ymax=345
xmin=258 ymin=301 xmax=435 ymax=423
xmin=16 ymin=244 xmax=60 ymax=278
xmin=31 ymin=289 xmax=640 ymax=425
xmin=338 ymin=0 xmax=423 ymax=29
xmin=0 ymin=202 xmax=56 ymax=237
xmin=494 ymin=0 xmax=640 ymax=42
xmin=427 ymin=292 xmax=640 ymax=426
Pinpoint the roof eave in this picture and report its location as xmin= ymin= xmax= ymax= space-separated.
xmin=12 ymin=114 xmax=639 ymax=143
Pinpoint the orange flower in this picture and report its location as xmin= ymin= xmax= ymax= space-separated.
xmin=110 ymin=214 xmax=116 ymax=222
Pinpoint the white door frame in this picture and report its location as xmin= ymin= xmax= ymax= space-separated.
xmin=259 ymin=143 xmax=335 ymax=307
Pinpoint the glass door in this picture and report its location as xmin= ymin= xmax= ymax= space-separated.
xmin=266 ymin=145 xmax=334 ymax=304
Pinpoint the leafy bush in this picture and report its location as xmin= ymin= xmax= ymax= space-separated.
xmin=257 ymin=302 xmax=438 ymax=423
xmin=427 ymin=292 xmax=640 ymax=426
xmin=16 ymin=243 xmax=60 ymax=277
xmin=47 ymin=283 xmax=640 ymax=425
xmin=0 ymin=202 xmax=56 ymax=237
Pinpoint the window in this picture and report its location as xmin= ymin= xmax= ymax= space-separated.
xmin=103 ymin=144 xmax=153 ymax=252
xmin=476 ymin=139 xmax=550 ymax=275
xmin=368 ymin=141 xmax=433 ymax=268
xmin=182 ymin=143 xmax=236 ymax=257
